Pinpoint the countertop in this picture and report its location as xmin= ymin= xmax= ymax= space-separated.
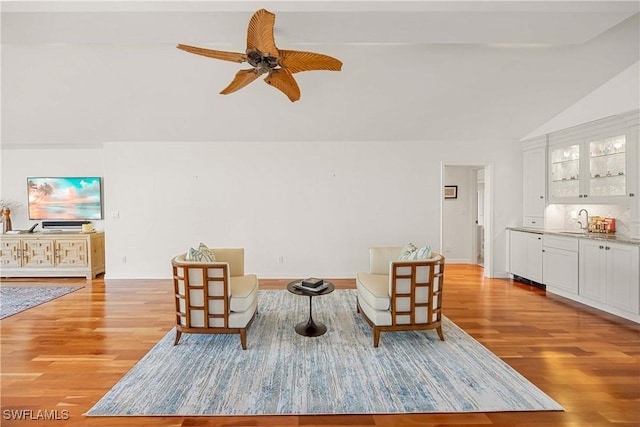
xmin=507 ymin=227 xmax=640 ymax=246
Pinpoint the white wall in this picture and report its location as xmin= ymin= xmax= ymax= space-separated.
xmin=1 ymin=139 xmax=521 ymax=279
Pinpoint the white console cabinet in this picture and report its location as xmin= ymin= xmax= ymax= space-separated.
xmin=0 ymin=232 xmax=105 ymax=279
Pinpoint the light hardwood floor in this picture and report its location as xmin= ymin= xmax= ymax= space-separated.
xmin=1 ymin=265 xmax=639 ymax=426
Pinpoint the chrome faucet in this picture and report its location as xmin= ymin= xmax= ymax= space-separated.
xmin=577 ymin=209 xmax=589 ymax=231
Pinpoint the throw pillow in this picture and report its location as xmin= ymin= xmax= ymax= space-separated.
xmin=185 ymin=242 xmax=216 ymax=262
xmin=399 ymin=242 xmax=417 ymax=260
xmin=414 ymin=245 xmax=432 ymax=260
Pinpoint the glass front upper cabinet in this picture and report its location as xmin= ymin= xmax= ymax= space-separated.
xmin=588 ymin=134 xmax=626 ymax=197
xmin=549 ymin=134 xmax=627 ymax=203
xmin=550 ymin=144 xmax=580 ymax=199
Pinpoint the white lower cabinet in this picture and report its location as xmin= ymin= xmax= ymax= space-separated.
xmin=542 ymin=235 xmax=578 ymax=296
xmin=509 ymin=228 xmax=640 ymax=323
xmin=508 ymin=230 xmax=543 ymax=283
xmin=578 ymin=240 xmax=639 ymax=321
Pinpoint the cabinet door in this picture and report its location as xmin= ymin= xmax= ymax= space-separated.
xmin=55 ymin=239 xmax=88 ymax=267
xmin=509 ymin=231 xmax=542 ymax=282
xmin=542 ymin=247 xmax=578 ymax=294
xmin=605 ymin=243 xmax=639 ymax=314
xmin=549 ymin=143 xmax=581 ymax=202
xmin=22 ymin=239 xmax=55 ymax=268
xmin=523 ymin=146 xmax=546 ymax=219
xmin=509 ymin=231 xmax=529 ymax=278
xmin=0 ymin=238 xmax=22 ymax=267
xmin=526 ymin=234 xmax=543 ymax=283
xmin=587 ymin=135 xmax=627 ymax=201
xmin=579 ymin=240 xmax=606 ymax=302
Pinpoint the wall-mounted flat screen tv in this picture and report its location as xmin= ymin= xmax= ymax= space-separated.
xmin=27 ymin=177 xmax=103 ymax=220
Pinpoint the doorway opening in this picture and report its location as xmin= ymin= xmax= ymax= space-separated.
xmin=441 ymin=163 xmax=493 ymax=277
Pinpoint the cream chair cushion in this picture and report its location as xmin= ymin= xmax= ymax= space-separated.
xmin=212 ymin=248 xmax=245 ymax=277
xmin=356 ymin=272 xmax=390 ymax=310
xmin=369 ymin=246 xmax=403 ymax=274
xmin=229 ymin=274 xmax=259 ymax=312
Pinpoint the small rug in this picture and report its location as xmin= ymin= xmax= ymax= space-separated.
xmin=0 ymin=286 xmax=84 ymax=319
xmin=87 ymin=289 xmax=563 ymax=416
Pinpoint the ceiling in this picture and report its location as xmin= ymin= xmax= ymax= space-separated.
xmin=2 ymin=1 xmax=639 ymax=146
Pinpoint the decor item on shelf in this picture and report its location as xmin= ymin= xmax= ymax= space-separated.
xmin=2 ymin=209 xmax=12 ymax=233
xmin=588 ymin=216 xmax=616 ymax=233
xmin=0 ymin=198 xmax=21 ymax=234
xmin=177 ymin=8 xmax=342 ymax=102
xmin=301 ymin=277 xmax=324 ymax=288
xmin=292 ymin=281 xmax=329 ymax=293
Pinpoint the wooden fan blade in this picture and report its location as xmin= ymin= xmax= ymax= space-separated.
xmin=177 ymin=44 xmax=247 ymax=63
xmin=264 ymin=69 xmax=300 ymax=102
xmin=279 ymin=50 xmax=342 ymax=73
xmin=246 ymin=9 xmax=279 ymax=57
xmin=220 ymin=69 xmax=261 ymax=95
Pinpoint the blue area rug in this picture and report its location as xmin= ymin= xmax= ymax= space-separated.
xmin=86 ymin=289 xmax=563 ymax=416
xmin=0 ymin=285 xmax=84 ymax=319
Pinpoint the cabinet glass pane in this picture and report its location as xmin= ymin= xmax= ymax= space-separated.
xmin=550 ymin=144 xmax=580 ymax=198
xmin=589 ymin=135 xmax=625 ymax=197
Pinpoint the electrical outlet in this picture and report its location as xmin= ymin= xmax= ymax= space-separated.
xmin=122 ymin=256 xmax=127 ymax=264
xmin=277 ymin=256 xmax=284 ymax=264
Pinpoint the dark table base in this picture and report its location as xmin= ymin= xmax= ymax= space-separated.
xmin=295 ymin=318 xmax=327 ymax=337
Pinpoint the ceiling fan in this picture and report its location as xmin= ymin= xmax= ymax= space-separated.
xmin=177 ymin=9 xmax=342 ymax=102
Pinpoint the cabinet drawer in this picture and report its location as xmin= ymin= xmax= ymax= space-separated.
xmin=543 ymin=235 xmax=579 ymax=251
xmin=523 ymin=216 xmax=544 ymax=229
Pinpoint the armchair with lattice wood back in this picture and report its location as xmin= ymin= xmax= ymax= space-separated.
xmin=171 ymin=248 xmax=258 ymax=350
xmin=356 ymin=246 xmax=445 ymax=347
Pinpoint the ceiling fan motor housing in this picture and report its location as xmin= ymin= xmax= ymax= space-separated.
xmin=247 ymin=49 xmax=278 ymax=74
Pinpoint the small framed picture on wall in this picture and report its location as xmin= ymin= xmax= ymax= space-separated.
xmin=444 ymin=185 xmax=458 ymax=199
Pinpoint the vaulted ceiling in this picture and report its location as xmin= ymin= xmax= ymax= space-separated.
xmin=2 ymin=1 xmax=639 ymax=146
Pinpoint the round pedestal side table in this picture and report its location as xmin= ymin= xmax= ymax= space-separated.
xmin=286 ymin=280 xmax=335 ymax=337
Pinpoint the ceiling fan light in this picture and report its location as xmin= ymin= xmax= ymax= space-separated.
xmin=256 ymin=62 xmax=271 ymax=74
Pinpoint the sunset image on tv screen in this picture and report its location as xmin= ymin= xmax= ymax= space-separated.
xmin=27 ymin=177 xmax=103 ymax=220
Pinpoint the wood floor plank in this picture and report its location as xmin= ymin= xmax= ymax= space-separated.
xmin=1 ymin=266 xmax=639 ymax=426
